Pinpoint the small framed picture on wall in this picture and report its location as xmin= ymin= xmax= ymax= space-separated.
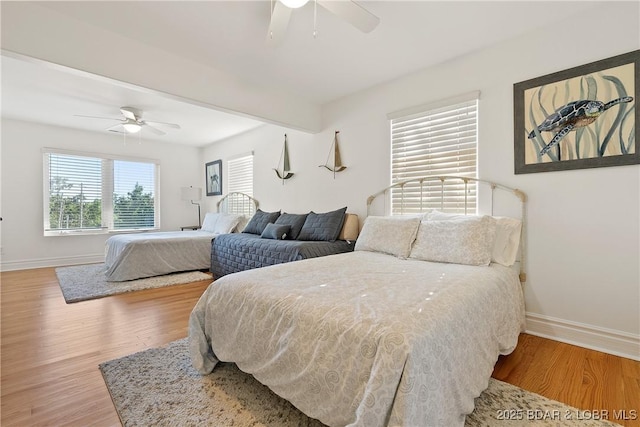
xmin=205 ymin=159 xmax=222 ymax=196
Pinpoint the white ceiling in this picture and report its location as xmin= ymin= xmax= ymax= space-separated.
xmin=1 ymin=54 xmax=266 ymax=146
xmin=1 ymin=1 xmax=605 ymax=147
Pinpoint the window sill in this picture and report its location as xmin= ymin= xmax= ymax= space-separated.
xmin=45 ymin=229 xmax=108 ymax=237
xmin=44 ymin=228 xmax=159 ymax=237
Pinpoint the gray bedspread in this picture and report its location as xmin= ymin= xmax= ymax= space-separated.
xmin=189 ymin=251 xmax=525 ymax=426
xmin=105 ymin=231 xmax=216 ymax=281
xmin=210 ymin=232 xmax=354 ymax=278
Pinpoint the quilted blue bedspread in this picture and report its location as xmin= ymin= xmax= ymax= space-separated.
xmin=211 ymin=233 xmax=354 ymax=278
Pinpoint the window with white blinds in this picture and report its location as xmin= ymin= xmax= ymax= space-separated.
xmin=112 ymin=160 xmax=157 ymax=230
xmin=389 ymin=94 xmax=479 ymax=215
xmin=227 ymin=154 xmax=254 ymax=196
xmin=43 ymin=149 xmax=159 ymax=235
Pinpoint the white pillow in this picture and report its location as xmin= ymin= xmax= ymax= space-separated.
xmin=427 ymin=210 xmax=472 ymax=222
xmin=427 ymin=210 xmax=521 ymax=266
xmin=235 ymin=215 xmax=249 ymax=233
xmin=201 ymin=213 xmax=220 ymax=233
xmin=354 ymin=216 xmax=421 ymax=258
xmin=410 ymin=216 xmax=497 ymax=266
xmin=213 ymin=213 xmax=242 ymax=234
xmin=491 ymin=216 xmax=522 ymax=266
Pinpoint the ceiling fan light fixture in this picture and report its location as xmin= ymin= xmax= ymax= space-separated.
xmin=280 ymin=0 xmax=309 ymax=9
xmin=123 ymin=122 xmax=142 ymax=133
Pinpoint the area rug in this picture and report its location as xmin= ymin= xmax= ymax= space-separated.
xmin=55 ymin=263 xmax=211 ymax=303
xmin=100 ymin=338 xmax=620 ymax=427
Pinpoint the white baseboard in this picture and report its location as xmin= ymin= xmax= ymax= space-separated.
xmin=526 ymin=312 xmax=640 ymax=361
xmin=0 ymin=253 xmax=104 ymax=271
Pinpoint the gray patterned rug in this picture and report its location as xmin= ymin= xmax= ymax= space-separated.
xmin=55 ymin=263 xmax=211 ymax=303
xmin=100 ymin=339 xmax=620 ymax=426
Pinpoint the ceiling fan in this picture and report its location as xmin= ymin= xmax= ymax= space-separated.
xmin=267 ymin=0 xmax=380 ymax=45
xmin=75 ymin=106 xmax=181 ymax=135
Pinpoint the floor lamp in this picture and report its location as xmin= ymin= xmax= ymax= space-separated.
xmin=181 ymin=186 xmax=202 ymax=227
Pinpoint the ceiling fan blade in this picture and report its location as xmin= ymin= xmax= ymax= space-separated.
xmin=143 ymin=125 xmax=166 ymax=136
xmin=144 ymin=120 xmax=181 ymax=129
xmin=74 ymin=114 xmax=122 ymax=122
xmin=107 ymin=124 xmax=126 ymax=133
xmin=267 ymin=1 xmax=293 ymax=45
xmin=120 ymin=107 xmax=139 ymax=121
xmin=317 ymin=0 xmax=380 ymax=33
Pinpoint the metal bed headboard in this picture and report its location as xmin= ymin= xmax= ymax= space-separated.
xmin=217 ymin=192 xmax=259 ymax=217
xmin=366 ymin=176 xmax=527 ymax=284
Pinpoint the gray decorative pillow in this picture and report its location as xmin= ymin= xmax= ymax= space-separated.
xmin=297 ymin=207 xmax=347 ymax=242
xmin=242 ymin=209 xmax=281 ymax=235
xmin=274 ymin=213 xmax=308 ymax=240
xmin=261 ymin=223 xmax=290 ymax=240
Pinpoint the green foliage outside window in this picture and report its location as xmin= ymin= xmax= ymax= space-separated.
xmin=113 ymin=183 xmax=155 ymax=229
xmin=48 ymin=176 xmax=102 ymax=230
xmin=49 ymin=180 xmax=154 ymax=231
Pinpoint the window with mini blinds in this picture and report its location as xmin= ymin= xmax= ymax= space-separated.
xmin=389 ymin=92 xmax=479 ymax=215
xmin=43 ymin=149 xmax=160 ymax=235
xmin=227 ymin=153 xmax=254 ymax=196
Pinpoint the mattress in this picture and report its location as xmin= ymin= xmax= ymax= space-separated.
xmin=105 ymin=230 xmax=216 ymax=281
xmin=189 ymin=251 xmax=525 ymax=426
xmin=210 ymin=232 xmax=354 ymax=278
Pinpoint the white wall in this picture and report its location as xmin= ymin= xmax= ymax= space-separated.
xmin=202 ymin=125 xmax=371 ymax=216
xmin=203 ymin=2 xmax=640 ymax=359
xmin=0 ymin=119 xmax=203 ymax=270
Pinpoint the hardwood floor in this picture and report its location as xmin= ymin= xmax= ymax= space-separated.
xmin=1 ymin=267 xmax=639 ymax=426
xmin=493 ymin=335 xmax=639 ymax=426
xmin=1 ymin=267 xmax=211 ymax=426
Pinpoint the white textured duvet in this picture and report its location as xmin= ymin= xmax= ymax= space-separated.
xmin=189 ymin=251 xmax=525 ymax=426
xmin=105 ymin=231 xmax=216 ymax=281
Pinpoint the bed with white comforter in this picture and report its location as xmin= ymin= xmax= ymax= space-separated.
xmin=189 ymin=250 xmax=525 ymax=426
xmin=105 ymin=230 xmax=217 ymax=281
xmin=104 ymin=192 xmax=258 ymax=282
xmin=189 ymin=177 xmax=527 ymax=426
xmin=104 ymin=206 xmax=252 ymax=281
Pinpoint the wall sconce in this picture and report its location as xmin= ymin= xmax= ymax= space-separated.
xmin=180 ymin=186 xmax=202 ymax=227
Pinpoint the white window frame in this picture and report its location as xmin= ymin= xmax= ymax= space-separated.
xmin=43 ymin=148 xmax=160 ymax=236
xmin=388 ymin=91 xmax=480 ymax=215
